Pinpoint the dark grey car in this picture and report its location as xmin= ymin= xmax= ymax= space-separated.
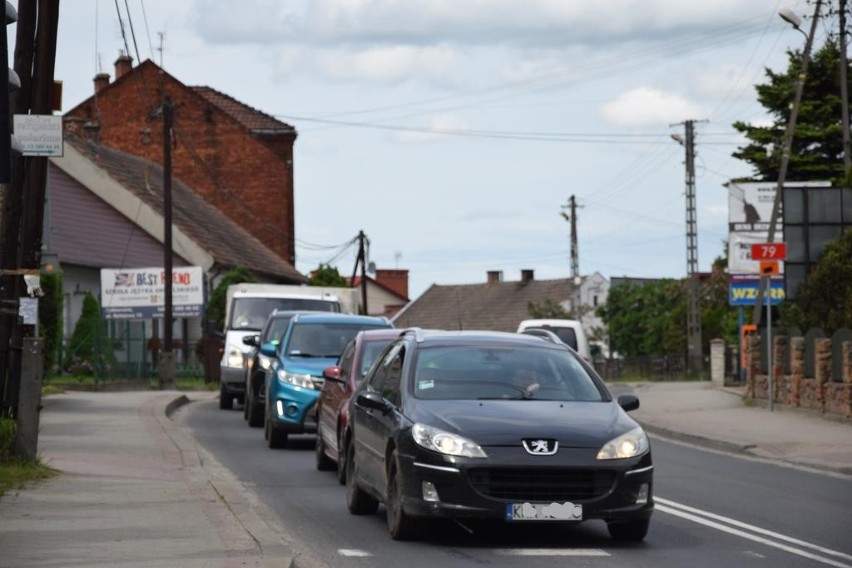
xmin=344 ymin=329 xmax=653 ymax=541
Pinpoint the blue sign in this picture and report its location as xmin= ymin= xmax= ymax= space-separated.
xmin=729 ymin=278 xmax=785 ymax=306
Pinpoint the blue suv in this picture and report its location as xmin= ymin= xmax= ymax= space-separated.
xmin=262 ymin=313 xmax=393 ymax=448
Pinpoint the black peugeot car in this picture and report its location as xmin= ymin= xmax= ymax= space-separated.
xmin=344 ymin=329 xmax=653 ymax=541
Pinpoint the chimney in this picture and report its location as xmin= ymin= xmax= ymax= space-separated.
xmin=486 ymin=270 xmax=503 ymax=284
xmin=375 ymin=269 xmax=409 ymax=299
xmin=520 ymin=269 xmax=534 ymax=284
xmin=83 ymin=121 xmax=101 ymax=144
xmin=114 ymin=54 xmax=133 ymax=80
xmin=93 ymin=72 xmax=109 ymax=94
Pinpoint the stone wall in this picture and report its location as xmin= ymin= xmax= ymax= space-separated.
xmin=745 ymin=334 xmax=852 ymax=419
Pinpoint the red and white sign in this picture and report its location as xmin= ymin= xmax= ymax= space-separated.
xmin=751 ymin=242 xmax=787 ymax=261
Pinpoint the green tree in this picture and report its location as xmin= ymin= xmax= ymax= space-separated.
xmin=527 ymin=298 xmax=570 ymax=319
xmin=597 ymin=280 xmax=682 ymax=357
xmin=205 ymin=267 xmax=257 ymax=332
xmin=779 ymin=230 xmax=852 ymax=333
xmin=309 ymin=264 xmax=347 ymax=287
xmin=38 ymin=272 xmax=64 ymax=376
xmin=732 ymin=40 xmax=851 ymax=185
xmin=65 ymin=293 xmax=114 ymax=377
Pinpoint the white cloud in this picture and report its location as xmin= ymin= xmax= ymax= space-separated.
xmin=601 ymin=88 xmax=705 ymax=127
xmin=394 ymin=114 xmax=469 ymax=143
xmin=316 ymin=45 xmax=456 ymax=82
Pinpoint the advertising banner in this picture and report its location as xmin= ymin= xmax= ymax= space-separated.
xmin=100 ymin=266 xmax=204 ymax=319
xmin=728 ymin=276 xmax=785 ymax=306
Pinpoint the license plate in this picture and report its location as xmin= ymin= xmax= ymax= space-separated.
xmin=506 ymin=502 xmax=583 ymax=521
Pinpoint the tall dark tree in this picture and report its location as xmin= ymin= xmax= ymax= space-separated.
xmin=732 ymin=40 xmax=852 ymax=184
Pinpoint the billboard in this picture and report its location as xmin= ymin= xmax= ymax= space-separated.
xmin=100 ymin=266 xmax=204 ymax=319
xmin=727 ymin=181 xmax=830 ymax=277
xmin=728 ymin=276 xmax=785 ymax=306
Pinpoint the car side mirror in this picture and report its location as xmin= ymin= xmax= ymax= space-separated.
xmin=259 ymin=343 xmax=277 ymax=357
xmin=323 ymin=366 xmax=345 ymax=383
xmin=356 ymin=390 xmax=387 ymax=411
xmin=243 ymin=335 xmax=259 ymax=347
xmin=617 ymin=394 xmax=640 ymax=412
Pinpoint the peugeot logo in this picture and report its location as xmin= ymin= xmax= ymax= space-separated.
xmin=522 ymin=438 xmax=558 ymax=456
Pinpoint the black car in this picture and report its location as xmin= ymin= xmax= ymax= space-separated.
xmin=344 ymin=329 xmax=653 ymax=541
xmin=243 ymin=310 xmax=310 ymax=427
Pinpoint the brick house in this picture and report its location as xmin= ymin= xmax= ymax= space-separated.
xmin=63 ymin=55 xmax=298 ymax=266
xmin=46 ymin=135 xmax=306 ymax=371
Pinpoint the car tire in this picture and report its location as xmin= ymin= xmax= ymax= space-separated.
xmin=266 ymin=416 xmax=288 ymax=449
xmin=386 ymin=451 xmax=418 ymax=540
xmin=606 ymin=519 xmax=649 ymax=542
xmin=243 ymin=393 xmax=249 ymax=420
xmin=219 ymin=383 xmax=233 ymax=410
xmin=315 ymin=433 xmax=335 ymax=471
xmin=345 ymin=440 xmax=378 ymax=515
xmin=336 ymin=432 xmax=347 ymax=485
xmin=247 ymin=397 xmax=264 ymax=428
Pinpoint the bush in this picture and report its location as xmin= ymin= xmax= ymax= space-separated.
xmin=0 ymin=418 xmax=15 ymax=461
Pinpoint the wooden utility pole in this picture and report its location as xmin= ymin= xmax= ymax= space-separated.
xmin=0 ymin=0 xmax=59 ymax=423
xmin=840 ymin=0 xmax=851 ymax=177
xmin=159 ymin=96 xmax=175 ymax=389
xmin=350 ymin=231 xmax=369 ymax=315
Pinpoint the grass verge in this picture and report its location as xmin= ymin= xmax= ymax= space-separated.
xmin=0 ymin=418 xmax=58 ymax=499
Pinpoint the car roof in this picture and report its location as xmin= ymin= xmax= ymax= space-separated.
xmin=356 ymin=328 xmax=404 ymax=341
xmin=291 ymin=312 xmax=392 ymax=326
xmin=400 ymin=328 xmax=566 ymax=349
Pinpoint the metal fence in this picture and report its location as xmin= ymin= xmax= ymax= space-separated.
xmin=595 ymin=354 xmax=688 ymax=381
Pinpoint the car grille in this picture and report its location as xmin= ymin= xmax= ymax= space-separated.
xmin=467 ymin=468 xmax=616 ymax=501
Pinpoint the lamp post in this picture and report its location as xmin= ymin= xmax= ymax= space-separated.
xmin=751 ymin=0 xmax=822 ymax=328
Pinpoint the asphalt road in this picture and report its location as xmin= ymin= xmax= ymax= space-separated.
xmin=182 ymin=398 xmax=852 ymax=568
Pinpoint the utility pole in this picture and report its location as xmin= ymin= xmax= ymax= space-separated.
xmin=560 ymin=196 xmax=583 ymax=317
xmin=753 ymin=0 xmax=822 ymax=327
xmin=674 ymin=120 xmax=703 ymax=377
xmin=350 ymin=231 xmax=369 ymax=315
xmin=157 ymin=95 xmax=175 ymax=389
xmin=840 ymin=0 xmax=851 ymax=177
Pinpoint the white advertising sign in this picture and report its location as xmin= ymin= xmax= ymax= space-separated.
xmin=100 ymin=266 xmax=204 ymax=319
xmin=13 ymin=115 xmax=63 ymax=157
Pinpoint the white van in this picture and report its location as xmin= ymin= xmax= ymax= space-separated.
xmin=516 ymin=319 xmax=591 ymax=363
xmin=218 ymin=283 xmax=358 ymax=409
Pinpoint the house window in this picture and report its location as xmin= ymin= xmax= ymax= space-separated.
xmin=593 ymin=295 xmax=598 ymax=306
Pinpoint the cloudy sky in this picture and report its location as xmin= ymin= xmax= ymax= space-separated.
xmin=52 ymin=0 xmax=821 ymax=299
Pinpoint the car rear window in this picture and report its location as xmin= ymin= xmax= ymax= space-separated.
xmin=527 ymin=326 xmax=578 ymax=351
xmin=412 ymin=345 xmax=602 ymax=402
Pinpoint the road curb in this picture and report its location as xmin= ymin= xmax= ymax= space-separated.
xmin=163 ymin=394 xmax=297 ymax=568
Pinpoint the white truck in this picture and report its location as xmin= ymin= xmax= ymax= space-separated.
xmin=218 ymin=283 xmax=361 ymax=409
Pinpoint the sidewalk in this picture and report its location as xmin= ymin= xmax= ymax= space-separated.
xmin=627 ymin=381 xmax=852 ymax=476
xmin=0 ymin=383 xmax=849 ymax=568
xmin=0 ymin=390 xmax=295 ymax=568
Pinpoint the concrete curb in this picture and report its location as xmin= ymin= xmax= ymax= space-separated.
xmin=162 ymin=394 xmax=297 ymax=568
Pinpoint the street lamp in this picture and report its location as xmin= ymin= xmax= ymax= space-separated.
xmin=751 ymin=1 xmax=822 ymax=329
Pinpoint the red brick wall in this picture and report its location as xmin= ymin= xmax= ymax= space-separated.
xmin=64 ymin=62 xmax=296 ymax=266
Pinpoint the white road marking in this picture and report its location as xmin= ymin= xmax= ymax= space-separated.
xmin=657 ymin=497 xmax=852 ymax=568
xmin=338 ymin=549 xmax=373 ymax=557
xmin=495 ymin=549 xmax=610 ymax=556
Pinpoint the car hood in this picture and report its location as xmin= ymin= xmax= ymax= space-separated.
xmin=280 ymin=357 xmax=338 ymax=376
xmin=409 ymin=400 xmax=638 ymax=448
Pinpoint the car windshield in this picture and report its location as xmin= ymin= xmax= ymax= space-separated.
xmin=261 ymin=316 xmax=294 ymax=344
xmin=230 ymin=298 xmax=339 ymax=331
xmin=287 ymin=323 xmax=387 ymax=358
xmin=412 ymin=345 xmax=603 ymax=401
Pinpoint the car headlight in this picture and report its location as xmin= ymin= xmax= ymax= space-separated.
xmin=226 ymin=347 xmax=244 ymax=368
xmin=277 ymin=369 xmax=315 ymax=389
xmin=597 ymin=427 xmax=649 ymax=460
xmin=258 ymin=354 xmax=274 ymax=370
xmin=412 ymin=423 xmax=487 ymax=458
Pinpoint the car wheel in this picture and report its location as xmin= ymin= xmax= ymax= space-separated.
xmin=607 ymin=519 xmax=649 ymax=542
xmin=336 ymin=432 xmax=347 ymax=485
xmin=265 ymin=415 xmax=287 ymax=449
xmin=386 ymin=451 xmax=418 ymax=540
xmin=247 ymin=396 xmax=263 ymax=428
xmin=315 ymin=433 xmax=335 ymax=471
xmin=243 ymin=393 xmax=249 ymax=420
xmin=219 ymin=383 xmax=233 ymax=410
xmin=345 ymin=440 xmax=378 ymax=515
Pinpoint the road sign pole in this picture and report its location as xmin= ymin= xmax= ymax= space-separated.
xmin=767 ymin=286 xmax=773 ymax=412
